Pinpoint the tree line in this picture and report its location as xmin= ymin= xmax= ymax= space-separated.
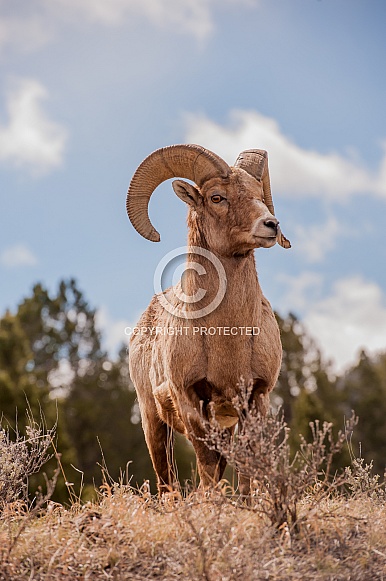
xmin=0 ymin=279 xmax=385 ymax=502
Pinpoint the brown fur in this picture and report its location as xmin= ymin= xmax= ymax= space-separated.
xmin=129 ymin=168 xmax=284 ymax=493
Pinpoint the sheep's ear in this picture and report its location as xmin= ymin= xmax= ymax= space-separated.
xmin=172 ymin=180 xmax=202 ymax=208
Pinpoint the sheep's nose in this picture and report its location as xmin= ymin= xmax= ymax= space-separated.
xmin=264 ymin=218 xmax=279 ymax=233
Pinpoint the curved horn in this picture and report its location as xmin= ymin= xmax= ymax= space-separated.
xmin=126 ymin=144 xmax=231 ymax=241
xmin=234 ymin=149 xmax=291 ymax=249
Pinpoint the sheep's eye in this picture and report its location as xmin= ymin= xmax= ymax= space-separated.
xmin=211 ymin=194 xmax=223 ymax=204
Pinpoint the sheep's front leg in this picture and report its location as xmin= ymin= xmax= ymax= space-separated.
xmin=137 ymin=393 xmax=177 ymax=494
xmin=180 ymin=410 xmax=227 ymax=487
xmin=194 ymin=438 xmax=227 ymax=488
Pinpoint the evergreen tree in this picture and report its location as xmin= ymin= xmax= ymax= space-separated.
xmin=15 ymin=279 xmax=188 ymax=494
xmin=340 ymin=350 xmax=386 ymax=476
xmin=17 ymin=279 xmax=104 ymax=381
xmin=0 ymin=311 xmax=46 ymax=431
xmin=274 ymin=313 xmax=345 ymax=456
xmin=63 ymin=345 xmax=155 ymax=491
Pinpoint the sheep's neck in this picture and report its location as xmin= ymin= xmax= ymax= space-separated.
xmin=184 ymin=223 xmax=262 ymax=328
xmin=183 ymin=220 xmax=263 ymax=398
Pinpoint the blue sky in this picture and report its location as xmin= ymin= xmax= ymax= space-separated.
xmin=0 ymin=0 xmax=385 ymax=372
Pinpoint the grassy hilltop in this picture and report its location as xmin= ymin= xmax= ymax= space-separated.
xmin=1 ymin=409 xmax=386 ymax=580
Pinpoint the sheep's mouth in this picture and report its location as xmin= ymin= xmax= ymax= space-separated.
xmin=252 ymin=235 xmax=277 ymax=248
xmin=232 ymin=235 xmax=276 ymax=255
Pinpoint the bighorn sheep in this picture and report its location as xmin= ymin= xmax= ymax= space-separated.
xmin=126 ymin=144 xmax=290 ymax=494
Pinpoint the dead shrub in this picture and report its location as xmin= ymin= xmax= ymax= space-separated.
xmin=0 ymin=412 xmax=55 ymax=508
xmin=203 ymin=381 xmax=358 ymax=530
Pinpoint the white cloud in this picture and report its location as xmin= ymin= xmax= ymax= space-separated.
xmin=0 ymin=79 xmax=68 ymax=175
xmin=184 ymin=109 xmax=386 ymax=200
xmin=0 ymin=243 xmax=38 ymax=267
xmin=277 ymin=271 xmax=323 ymax=313
xmin=48 ymin=0 xmax=259 ymax=39
xmin=49 ymin=0 xmax=214 ymax=39
xmin=304 ymin=276 xmax=386 ymax=373
xmin=0 ymin=0 xmax=258 ymax=51
xmin=0 ymin=14 xmax=53 ymax=55
xmin=294 ymin=216 xmax=343 ymax=264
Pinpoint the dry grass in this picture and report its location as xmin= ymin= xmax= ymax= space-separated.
xmin=0 ymin=484 xmax=385 ymax=580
